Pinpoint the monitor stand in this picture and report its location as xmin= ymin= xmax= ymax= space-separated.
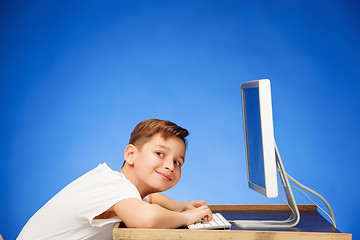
xmin=233 ymin=141 xmax=300 ymax=229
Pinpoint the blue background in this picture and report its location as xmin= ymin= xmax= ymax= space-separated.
xmin=1 ymin=1 xmax=359 ymax=239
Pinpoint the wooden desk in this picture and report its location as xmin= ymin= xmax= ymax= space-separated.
xmin=113 ymin=204 xmax=352 ymax=240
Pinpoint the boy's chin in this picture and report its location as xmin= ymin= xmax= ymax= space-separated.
xmin=150 ymin=182 xmax=177 ymax=193
xmin=153 ymin=185 xmax=173 ymax=193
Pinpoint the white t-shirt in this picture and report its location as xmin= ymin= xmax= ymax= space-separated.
xmin=17 ymin=163 xmax=147 ymax=240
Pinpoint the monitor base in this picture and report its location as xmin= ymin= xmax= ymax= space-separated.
xmin=233 ymin=141 xmax=300 ymax=229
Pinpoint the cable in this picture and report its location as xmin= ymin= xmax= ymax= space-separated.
xmin=277 ymin=188 xmax=294 ymax=220
xmin=286 ymin=172 xmax=336 ymax=227
xmin=278 ymin=174 xmax=337 ymax=228
xmin=294 ymin=185 xmax=335 ymax=226
xmin=278 ymin=185 xmax=336 ymax=227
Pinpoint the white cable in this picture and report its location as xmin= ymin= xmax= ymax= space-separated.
xmin=292 ymin=185 xmax=336 ymax=227
xmin=277 ymin=186 xmax=295 ymax=222
xmin=278 ymin=185 xmax=336 ymax=227
xmin=279 ymin=173 xmax=336 ymax=228
xmin=277 ymin=187 xmax=288 ymax=205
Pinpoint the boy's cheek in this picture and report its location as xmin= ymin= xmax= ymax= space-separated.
xmin=174 ymin=173 xmax=181 ymax=184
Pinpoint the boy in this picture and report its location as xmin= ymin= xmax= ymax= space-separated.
xmin=18 ymin=119 xmax=212 ymax=239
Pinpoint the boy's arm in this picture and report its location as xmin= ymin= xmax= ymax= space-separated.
xmin=149 ymin=193 xmax=209 ymax=212
xmin=113 ymin=198 xmax=212 ymax=228
xmin=148 ymin=193 xmax=183 ymax=211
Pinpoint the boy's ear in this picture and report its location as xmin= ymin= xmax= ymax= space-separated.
xmin=124 ymin=144 xmax=136 ymax=166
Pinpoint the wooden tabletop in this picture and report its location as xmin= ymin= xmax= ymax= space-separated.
xmin=113 ymin=204 xmax=352 ymax=240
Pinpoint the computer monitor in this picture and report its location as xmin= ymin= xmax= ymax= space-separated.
xmin=241 ymin=79 xmax=278 ymax=198
xmin=235 ymin=79 xmax=300 ymax=228
xmin=235 ymin=79 xmax=336 ymax=229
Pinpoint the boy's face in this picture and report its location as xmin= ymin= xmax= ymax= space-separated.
xmin=128 ymin=134 xmax=186 ymax=194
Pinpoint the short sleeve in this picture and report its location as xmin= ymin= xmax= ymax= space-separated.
xmin=16 ymin=163 xmax=143 ymax=240
xmin=72 ymin=164 xmax=142 ymax=227
xmin=142 ymin=195 xmax=150 ymax=203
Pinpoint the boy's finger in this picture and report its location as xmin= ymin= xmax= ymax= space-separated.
xmin=206 ymin=209 xmax=213 ymax=221
xmin=200 ymin=205 xmax=212 ymax=221
xmin=193 ymin=200 xmax=207 ymax=207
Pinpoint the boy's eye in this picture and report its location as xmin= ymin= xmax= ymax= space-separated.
xmin=174 ymin=160 xmax=182 ymax=167
xmin=156 ymin=152 xmax=164 ymax=157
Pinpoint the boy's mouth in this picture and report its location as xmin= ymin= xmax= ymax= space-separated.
xmin=155 ymin=170 xmax=172 ymax=181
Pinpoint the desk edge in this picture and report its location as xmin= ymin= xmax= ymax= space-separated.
xmin=208 ymin=204 xmax=317 ymax=212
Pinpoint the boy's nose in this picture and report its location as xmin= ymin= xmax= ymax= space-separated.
xmin=164 ymin=160 xmax=174 ymax=172
xmin=164 ymin=165 xmax=174 ymax=172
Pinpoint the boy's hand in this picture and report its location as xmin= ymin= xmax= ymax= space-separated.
xmin=180 ymin=200 xmax=213 ymax=224
xmin=181 ymin=200 xmax=208 ymax=211
xmin=182 ymin=205 xmax=213 ymax=225
xmin=146 ymin=194 xmax=213 ymax=225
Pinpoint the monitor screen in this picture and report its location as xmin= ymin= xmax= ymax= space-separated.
xmin=241 ymin=79 xmax=278 ymax=198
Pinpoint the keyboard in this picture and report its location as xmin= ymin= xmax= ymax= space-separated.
xmin=187 ymin=213 xmax=231 ymax=230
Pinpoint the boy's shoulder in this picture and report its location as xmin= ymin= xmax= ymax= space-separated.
xmin=75 ymin=163 xmax=125 ymax=184
xmin=72 ymin=163 xmax=136 ymax=191
xmin=48 ymin=163 xmax=142 ymax=206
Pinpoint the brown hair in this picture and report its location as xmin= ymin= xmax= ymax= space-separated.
xmin=129 ymin=119 xmax=189 ymax=150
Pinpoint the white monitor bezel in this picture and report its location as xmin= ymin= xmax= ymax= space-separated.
xmin=241 ymin=79 xmax=278 ymax=198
